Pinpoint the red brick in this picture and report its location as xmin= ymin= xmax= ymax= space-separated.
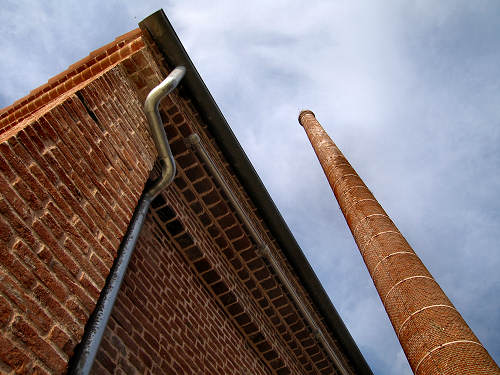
xmin=33 ymin=285 xmax=82 ymax=339
xmin=0 ymin=152 xmax=16 ymax=181
xmin=0 ymin=178 xmax=32 ymax=221
xmin=2 ymin=140 xmax=49 ymax=204
xmin=63 ymin=237 xmax=104 ymax=288
xmin=51 ymin=262 xmax=95 ymax=313
xmin=12 ymin=178 xmax=44 ymax=211
xmin=11 ymin=317 xmax=66 ymax=373
xmin=78 ymin=273 xmax=100 ymax=300
xmin=0 ymin=336 xmax=30 ymax=372
xmin=0 ymin=242 xmax=36 ymax=289
xmin=66 ymin=298 xmax=88 ymax=325
xmin=0 ymin=295 xmax=13 ymax=327
xmin=13 ymin=240 xmax=68 ymax=302
xmin=0 ymin=202 xmax=37 ymax=251
xmin=49 ymin=326 xmax=74 ymax=356
xmin=32 ymin=219 xmax=80 ymax=277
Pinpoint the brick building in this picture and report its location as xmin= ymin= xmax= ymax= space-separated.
xmin=0 ymin=10 xmax=372 ymax=375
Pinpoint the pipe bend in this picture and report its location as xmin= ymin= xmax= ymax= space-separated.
xmin=144 ymin=157 xmax=176 ymax=200
xmin=144 ymin=66 xmax=186 ymax=116
xmin=143 ymin=66 xmax=186 ymax=200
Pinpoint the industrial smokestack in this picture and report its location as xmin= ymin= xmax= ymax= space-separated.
xmin=298 ymin=110 xmax=499 ymax=375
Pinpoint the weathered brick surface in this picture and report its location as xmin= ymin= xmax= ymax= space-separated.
xmin=0 ymin=37 xmax=156 ymax=373
xmin=298 ymin=110 xmax=499 ymax=375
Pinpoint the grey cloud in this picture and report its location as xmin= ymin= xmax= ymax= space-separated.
xmin=2 ymin=1 xmax=499 ymax=374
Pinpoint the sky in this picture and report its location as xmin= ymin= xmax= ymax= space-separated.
xmin=2 ymin=1 xmax=499 ymax=374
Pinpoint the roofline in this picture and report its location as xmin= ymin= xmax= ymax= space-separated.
xmin=139 ymin=10 xmax=373 ymax=375
xmin=0 ymin=29 xmax=143 ymax=136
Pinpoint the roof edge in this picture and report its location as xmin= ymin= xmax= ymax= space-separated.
xmin=139 ymin=10 xmax=373 ymax=375
xmin=0 ymin=30 xmax=144 ymax=135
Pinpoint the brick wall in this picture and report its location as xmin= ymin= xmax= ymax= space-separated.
xmin=0 ymin=28 xmax=358 ymax=375
xmin=0 ymin=32 xmax=157 ymax=374
xmin=91 ymin=210 xmax=270 ymax=375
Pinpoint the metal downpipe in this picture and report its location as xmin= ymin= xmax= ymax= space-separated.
xmin=185 ymin=133 xmax=350 ymax=375
xmin=68 ymin=66 xmax=185 ymax=375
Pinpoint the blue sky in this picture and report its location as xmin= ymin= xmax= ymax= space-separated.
xmin=2 ymin=1 xmax=499 ymax=373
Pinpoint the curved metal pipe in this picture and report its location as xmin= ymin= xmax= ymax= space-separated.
xmin=68 ymin=66 xmax=185 ymax=375
xmin=144 ymin=65 xmax=186 ymax=199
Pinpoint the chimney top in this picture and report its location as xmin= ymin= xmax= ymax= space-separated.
xmin=298 ymin=110 xmax=315 ymax=126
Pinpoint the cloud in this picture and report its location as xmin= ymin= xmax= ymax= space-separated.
xmin=1 ymin=1 xmax=499 ymax=374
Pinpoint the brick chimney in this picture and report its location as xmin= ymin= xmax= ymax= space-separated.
xmin=298 ymin=110 xmax=499 ymax=375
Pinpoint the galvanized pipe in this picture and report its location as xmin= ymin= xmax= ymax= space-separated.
xmin=186 ymin=133 xmax=350 ymax=375
xmin=68 ymin=66 xmax=185 ymax=375
xmin=144 ymin=66 xmax=185 ymax=199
